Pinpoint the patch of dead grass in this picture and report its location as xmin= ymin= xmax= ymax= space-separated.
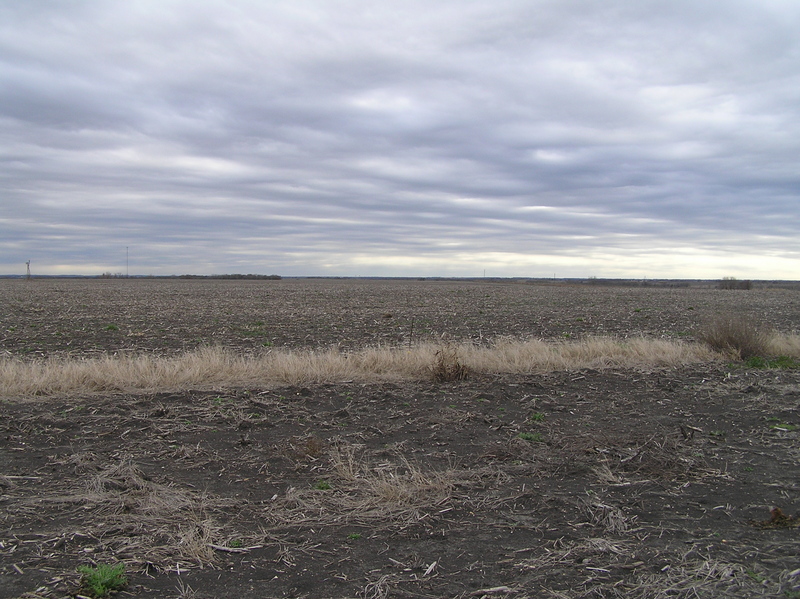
xmin=518 ymin=541 xmax=791 ymax=599
xmin=698 ymin=314 xmax=770 ymax=359
xmin=0 ymin=336 xmax=734 ymax=397
xmin=40 ymin=458 xmax=234 ymax=568
xmin=269 ymin=444 xmax=480 ymax=527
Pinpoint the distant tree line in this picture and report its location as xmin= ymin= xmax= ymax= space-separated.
xmin=718 ymin=277 xmax=752 ymax=290
xmin=175 ymin=274 xmax=282 ymax=280
xmin=97 ymin=273 xmax=282 ymax=280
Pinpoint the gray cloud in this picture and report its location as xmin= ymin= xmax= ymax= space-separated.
xmin=2 ymin=0 xmax=799 ymax=278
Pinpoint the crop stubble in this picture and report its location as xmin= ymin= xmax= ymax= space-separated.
xmin=1 ymin=278 xmax=799 ymax=599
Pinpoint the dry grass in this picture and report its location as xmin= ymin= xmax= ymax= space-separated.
xmin=40 ymin=458 xmax=232 ymax=568
xmin=0 ymin=336 xmax=728 ymax=397
xmin=270 ymin=443 xmax=474 ymax=527
xmin=430 ymin=345 xmax=470 ymax=382
xmin=518 ymin=541 xmax=790 ymax=599
xmin=698 ymin=314 xmax=770 ymax=359
xmin=766 ymin=331 xmax=800 ymax=357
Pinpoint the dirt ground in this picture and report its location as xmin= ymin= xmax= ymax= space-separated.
xmin=1 ymin=279 xmax=799 ymax=598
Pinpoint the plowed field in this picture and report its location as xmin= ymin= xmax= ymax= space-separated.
xmin=1 ymin=279 xmax=799 ymax=599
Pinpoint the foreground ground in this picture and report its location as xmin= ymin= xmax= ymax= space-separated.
xmin=1 ymin=279 xmax=799 ymax=598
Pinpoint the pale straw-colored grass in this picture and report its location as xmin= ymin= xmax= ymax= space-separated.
xmin=766 ymin=332 xmax=800 ymax=357
xmin=0 ymin=335 xmax=734 ymax=397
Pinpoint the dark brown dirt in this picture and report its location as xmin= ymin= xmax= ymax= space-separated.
xmin=1 ymin=279 xmax=799 ymax=598
xmin=2 ymin=278 xmax=799 ymax=358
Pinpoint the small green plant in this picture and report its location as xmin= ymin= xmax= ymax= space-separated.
xmin=745 ymin=355 xmax=800 ymax=369
xmin=347 ymin=533 xmax=361 ymax=540
xmin=746 ymin=569 xmax=766 ymax=583
xmin=770 ymin=422 xmax=797 ymax=432
xmin=770 ymin=356 xmax=800 ymax=369
xmin=104 ymin=324 xmax=119 ymax=331
xmin=745 ymin=356 xmax=768 ymax=368
xmin=229 ymin=539 xmax=243 ymax=548
xmin=314 ymin=481 xmax=332 ymax=490
xmin=528 ymin=412 xmax=545 ymax=422
xmin=77 ymin=562 xmax=127 ymax=598
xmin=518 ymin=432 xmax=543 ymax=442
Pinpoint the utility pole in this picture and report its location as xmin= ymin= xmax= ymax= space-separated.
xmin=26 ymin=260 xmax=31 ymax=280
xmin=126 ymin=247 xmax=129 ymax=278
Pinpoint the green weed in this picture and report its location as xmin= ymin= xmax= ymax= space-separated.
xmin=77 ymin=562 xmax=127 ymax=598
xmin=746 ymin=570 xmax=766 ymax=584
xmin=314 ymin=481 xmax=332 ymax=490
xmin=770 ymin=423 xmax=798 ymax=432
xmin=745 ymin=355 xmax=800 ymax=369
xmin=518 ymin=432 xmax=543 ymax=442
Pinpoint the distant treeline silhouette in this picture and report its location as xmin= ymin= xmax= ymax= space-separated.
xmin=175 ymin=274 xmax=282 ymax=280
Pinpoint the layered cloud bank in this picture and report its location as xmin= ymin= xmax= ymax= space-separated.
xmin=2 ymin=1 xmax=799 ymax=278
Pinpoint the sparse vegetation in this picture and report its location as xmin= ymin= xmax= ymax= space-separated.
xmin=430 ymin=345 xmax=470 ymax=382
xmin=719 ymin=276 xmax=753 ymax=290
xmin=77 ymin=562 xmax=127 ymax=597
xmin=2 ymin=279 xmax=800 ymax=599
xmin=744 ymin=355 xmax=800 ymax=369
xmin=769 ymin=422 xmax=797 ymax=432
xmin=698 ymin=314 xmax=770 ymax=359
xmin=0 ymin=337 xmax=729 ymax=396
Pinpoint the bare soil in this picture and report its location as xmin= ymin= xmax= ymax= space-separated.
xmin=1 ymin=279 xmax=799 ymax=598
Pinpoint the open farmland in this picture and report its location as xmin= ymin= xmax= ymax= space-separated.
xmin=1 ymin=278 xmax=799 ymax=598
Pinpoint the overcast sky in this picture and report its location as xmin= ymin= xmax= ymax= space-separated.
xmin=2 ymin=1 xmax=799 ymax=278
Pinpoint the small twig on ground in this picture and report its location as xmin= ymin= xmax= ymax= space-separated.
xmin=207 ymin=543 xmax=263 ymax=553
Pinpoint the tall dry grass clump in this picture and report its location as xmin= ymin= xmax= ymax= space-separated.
xmin=0 ymin=334 xmax=770 ymax=397
xmin=698 ymin=314 xmax=770 ymax=359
